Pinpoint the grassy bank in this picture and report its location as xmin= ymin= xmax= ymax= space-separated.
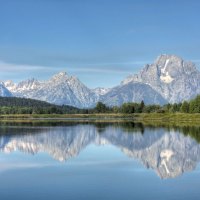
xmin=0 ymin=113 xmax=200 ymax=123
xmin=0 ymin=113 xmax=130 ymax=119
xmin=134 ymin=113 xmax=200 ymax=122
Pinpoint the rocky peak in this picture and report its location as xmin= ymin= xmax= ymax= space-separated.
xmin=3 ymin=80 xmax=16 ymax=91
xmin=123 ymin=54 xmax=199 ymax=84
xmin=154 ymin=54 xmax=197 ymax=78
xmin=4 ymin=80 xmax=15 ymax=86
xmin=120 ymin=54 xmax=200 ymax=103
xmin=51 ymin=71 xmax=69 ymax=81
xmin=17 ymin=78 xmax=41 ymax=90
xmin=155 ymin=54 xmax=183 ymax=67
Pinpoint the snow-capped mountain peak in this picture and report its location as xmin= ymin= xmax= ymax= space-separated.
xmin=155 ymin=54 xmax=197 ymax=79
xmin=121 ymin=54 xmax=200 ymax=103
xmin=51 ymin=71 xmax=69 ymax=81
xmin=155 ymin=54 xmax=183 ymax=67
xmin=17 ymin=78 xmax=41 ymax=91
xmin=3 ymin=80 xmax=16 ymax=91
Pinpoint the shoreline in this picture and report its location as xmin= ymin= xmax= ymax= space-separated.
xmin=0 ymin=113 xmax=199 ymax=124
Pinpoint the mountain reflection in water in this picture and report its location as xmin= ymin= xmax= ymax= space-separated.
xmin=0 ymin=122 xmax=200 ymax=179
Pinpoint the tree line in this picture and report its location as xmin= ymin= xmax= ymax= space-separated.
xmin=0 ymin=95 xmax=200 ymax=114
xmin=89 ymin=95 xmax=200 ymax=114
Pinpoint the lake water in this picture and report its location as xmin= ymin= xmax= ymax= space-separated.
xmin=0 ymin=121 xmax=200 ymax=200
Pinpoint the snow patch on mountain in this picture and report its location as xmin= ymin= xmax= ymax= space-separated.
xmin=92 ymin=87 xmax=110 ymax=96
xmin=160 ymin=72 xmax=174 ymax=83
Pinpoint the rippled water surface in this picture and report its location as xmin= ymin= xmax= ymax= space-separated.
xmin=0 ymin=121 xmax=200 ymax=200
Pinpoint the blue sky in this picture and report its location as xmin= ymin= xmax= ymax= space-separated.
xmin=0 ymin=0 xmax=200 ymax=88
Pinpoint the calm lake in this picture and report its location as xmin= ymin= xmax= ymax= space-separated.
xmin=0 ymin=121 xmax=200 ymax=200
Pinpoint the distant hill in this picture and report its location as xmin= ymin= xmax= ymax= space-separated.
xmin=0 ymin=97 xmax=80 ymax=114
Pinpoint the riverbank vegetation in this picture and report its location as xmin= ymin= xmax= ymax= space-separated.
xmin=90 ymin=95 xmax=200 ymax=114
xmin=0 ymin=95 xmax=199 ymax=116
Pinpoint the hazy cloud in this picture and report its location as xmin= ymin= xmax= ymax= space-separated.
xmin=0 ymin=59 xmax=148 ymax=87
xmin=0 ymin=61 xmax=48 ymax=72
xmin=0 ymin=60 xmax=148 ymax=74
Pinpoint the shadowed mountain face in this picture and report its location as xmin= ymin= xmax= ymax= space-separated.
xmin=0 ymin=83 xmax=12 ymax=97
xmin=101 ymin=82 xmax=167 ymax=106
xmin=0 ymin=124 xmax=200 ymax=179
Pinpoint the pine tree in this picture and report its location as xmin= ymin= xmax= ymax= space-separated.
xmin=180 ymin=101 xmax=189 ymax=113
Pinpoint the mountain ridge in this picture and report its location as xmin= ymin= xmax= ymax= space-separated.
xmin=1 ymin=54 xmax=200 ymax=107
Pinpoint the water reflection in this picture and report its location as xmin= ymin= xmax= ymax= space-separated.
xmin=0 ymin=122 xmax=200 ymax=179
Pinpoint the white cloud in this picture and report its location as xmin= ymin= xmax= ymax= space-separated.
xmin=0 ymin=61 xmax=49 ymax=72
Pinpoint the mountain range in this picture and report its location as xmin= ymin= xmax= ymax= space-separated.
xmin=1 ymin=54 xmax=200 ymax=108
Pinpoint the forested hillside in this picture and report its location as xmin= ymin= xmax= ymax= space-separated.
xmin=0 ymin=97 xmax=80 ymax=114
